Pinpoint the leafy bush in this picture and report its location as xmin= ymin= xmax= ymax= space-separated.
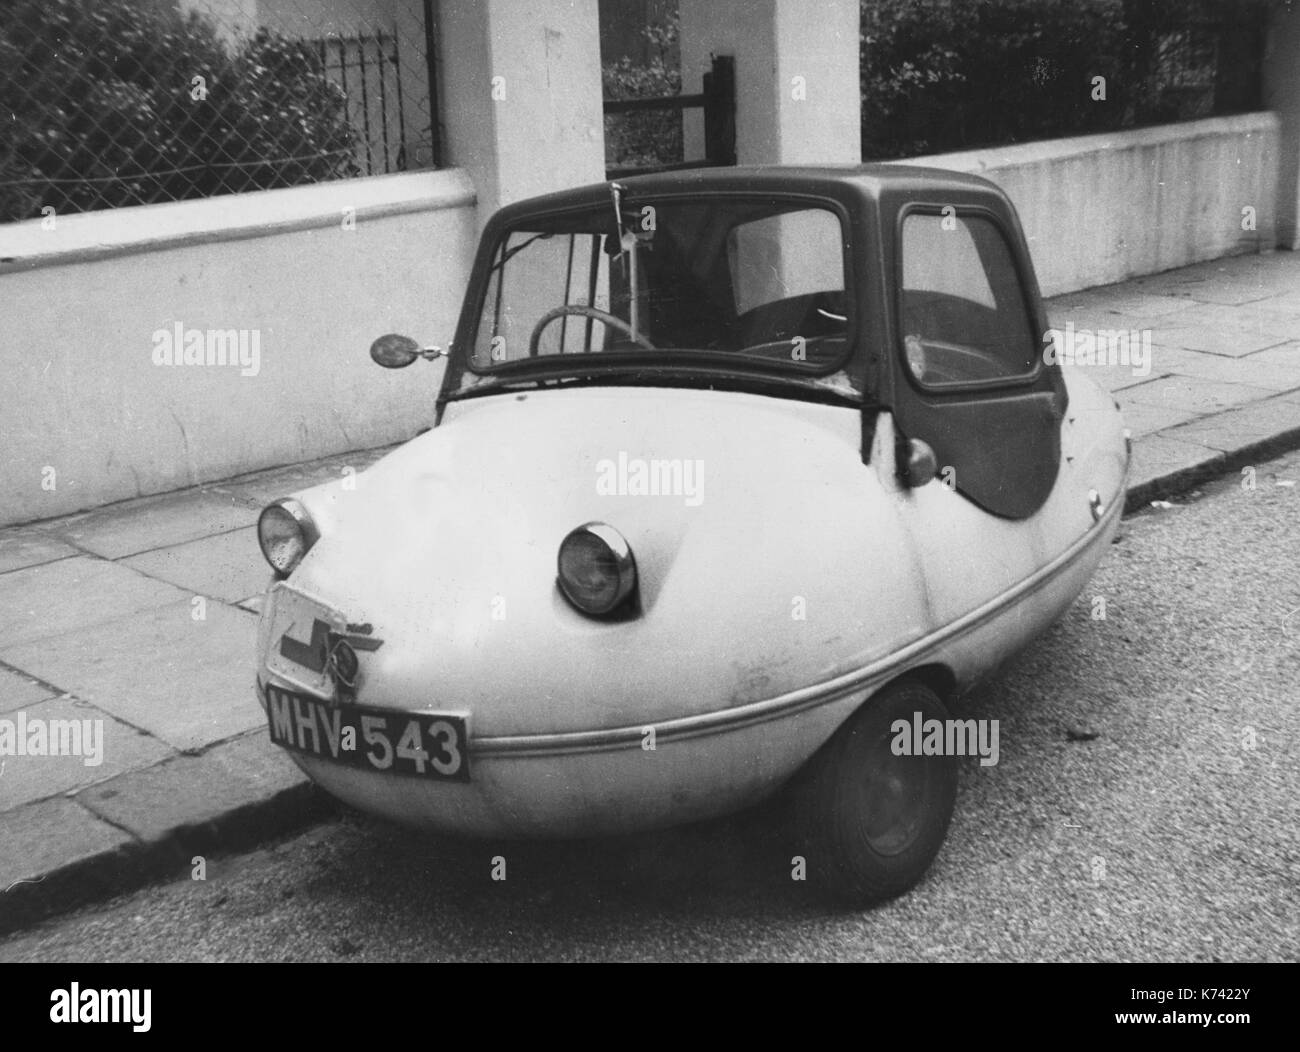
xmin=860 ymin=0 xmax=1270 ymax=159
xmin=602 ymin=13 xmax=683 ymax=171
xmin=0 ymin=0 xmax=357 ymax=222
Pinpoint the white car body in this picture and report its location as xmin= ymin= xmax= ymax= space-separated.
xmin=252 ymin=165 xmax=1128 ymax=902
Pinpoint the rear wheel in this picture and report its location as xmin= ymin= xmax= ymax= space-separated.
xmin=792 ymin=678 xmax=958 ymax=907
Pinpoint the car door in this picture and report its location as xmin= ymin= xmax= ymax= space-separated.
xmin=887 ymin=201 xmax=1066 ymax=521
xmin=874 ymin=195 xmax=1071 ymax=643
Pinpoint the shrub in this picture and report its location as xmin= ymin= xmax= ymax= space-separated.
xmin=0 ymin=0 xmax=357 ymax=222
xmin=602 ymin=13 xmax=683 ymax=171
xmin=860 ymin=0 xmax=1270 ymax=159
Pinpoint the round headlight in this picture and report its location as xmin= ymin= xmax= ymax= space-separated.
xmin=257 ymin=499 xmax=319 ymax=577
xmin=557 ymin=522 xmax=636 ymax=616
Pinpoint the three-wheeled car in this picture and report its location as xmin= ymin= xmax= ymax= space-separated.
xmin=254 ymin=165 xmax=1128 ymax=906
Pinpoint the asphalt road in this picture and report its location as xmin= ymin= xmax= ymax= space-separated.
xmin=3 ymin=451 xmax=1298 ymax=962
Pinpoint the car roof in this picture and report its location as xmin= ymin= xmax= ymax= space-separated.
xmin=491 ymin=164 xmax=1006 ymax=223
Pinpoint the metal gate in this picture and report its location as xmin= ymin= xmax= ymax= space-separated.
xmin=604 ymin=55 xmax=736 ymax=179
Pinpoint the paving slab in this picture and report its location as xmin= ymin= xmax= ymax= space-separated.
xmin=1245 ymin=342 xmax=1300 ymax=365
xmin=0 ymin=600 xmax=262 ymax=753
xmin=0 ymin=557 xmax=189 ymax=649
xmin=41 ymin=490 xmax=258 ymax=560
xmin=1056 ymin=360 xmax=1159 ymax=395
xmin=1044 ymin=304 xmax=1184 ymax=334
xmin=204 ymin=447 xmax=393 ymax=509
xmin=1148 ymin=327 xmax=1288 ymax=358
xmin=1113 ymin=400 xmax=1200 ymax=439
xmin=1135 ymin=253 xmax=1299 ymax=287
xmin=0 ymin=530 xmax=79 ymax=576
xmin=0 ymin=668 xmax=57 ymax=715
xmin=1143 ymin=347 xmax=1300 ymax=392
xmin=202 ymin=465 xmax=337 ymax=512
xmin=1157 ymin=302 xmax=1299 ymax=342
xmin=1046 ymin=290 xmax=1194 ymax=318
xmin=1243 ymin=290 xmax=1300 ymax=315
xmin=76 ymin=752 xmax=270 ymax=843
xmin=1180 ymin=283 xmax=1290 ymax=307
xmin=1126 ymin=434 xmax=1224 ymax=498
xmin=0 ymin=695 xmax=172 ymax=809
xmin=1160 ymin=396 xmax=1300 ymax=454
xmin=1139 ymin=267 xmax=1288 ymax=306
xmin=121 ymin=527 xmax=271 ymax=605
xmin=205 ymin=729 xmax=308 ymax=796
xmin=0 ymin=795 xmax=132 ymax=892
xmin=1121 ymin=375 xmax=1276 ymax=416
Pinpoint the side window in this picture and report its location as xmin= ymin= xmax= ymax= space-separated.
xmin=900 ymin=212 xmax=1037 ymax=385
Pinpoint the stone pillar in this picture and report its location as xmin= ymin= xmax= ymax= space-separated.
xmin=1264 ymin=0 xmax=1300 ymax=249
xmin=679 ymin=0 xmax=860 ymax=166
xmin=437 ymin=0 xmax=606 ymax=224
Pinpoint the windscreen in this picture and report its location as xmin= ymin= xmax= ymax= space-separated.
xmin=469 ymin=197 xmax=852 ymax=379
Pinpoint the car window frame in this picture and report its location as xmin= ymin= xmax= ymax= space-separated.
xmin=460 ymin=191 xmax=861 ymax=385
xmin=893 ymin=202 xmax=1043 ymax=394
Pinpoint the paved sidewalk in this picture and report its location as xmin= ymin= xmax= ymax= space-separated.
xmin=1046 ymin=251 xmax=1300 ymax=503
xmin=2 ymin=251 xmax=1298 ymax=934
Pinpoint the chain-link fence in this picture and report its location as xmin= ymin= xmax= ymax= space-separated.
xmin=0 ymin=0 xmax=440 ymax=224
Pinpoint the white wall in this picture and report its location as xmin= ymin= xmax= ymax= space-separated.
xmin=1264 ymin=0 xmax=1300 ymax=249
xmin=896 ymin=113 xmax=1282 ymax=298
xmin=0 ymin=0 xmax=610 ymax=528
xmin=439 ymin=0 xmax=606 ymax=222
xmin=0 ymin=171 xmax=476 ymax=527
xmin=679 ymin=0 xmax=861 ymax=166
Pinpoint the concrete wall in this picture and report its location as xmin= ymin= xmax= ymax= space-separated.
xmin=0 ymin=0 xmax=609 ymax=529
xmin=438 ymin=0 xmax=606 ymax=222
xmin=897 ymin=112 xmax=1282 ymax=298
xmin=0 ymin=171 xmax=476 ymax=527
xmin=1264 ymin=0 xmax=1300 ymax=250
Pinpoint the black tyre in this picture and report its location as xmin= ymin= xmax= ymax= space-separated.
xmin=792 ymin=677 xmax=958 ymax=907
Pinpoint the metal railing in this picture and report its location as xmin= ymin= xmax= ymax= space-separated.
xmin=312 ymin=28 xmax=411 ymax=176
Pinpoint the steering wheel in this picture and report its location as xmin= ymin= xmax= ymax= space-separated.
xmin=528 ymin=304 xmax=657 ymax=357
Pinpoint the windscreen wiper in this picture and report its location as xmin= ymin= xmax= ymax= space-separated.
xmin=608 ymin=181 xmax=642 ymax=343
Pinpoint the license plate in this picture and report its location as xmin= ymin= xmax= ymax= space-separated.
xmin=264 ymin=683 xmax=469 ymax=782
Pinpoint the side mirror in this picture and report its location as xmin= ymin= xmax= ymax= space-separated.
xmin=370 ymin=333 xmax=442 ymax=369
xmin=902 ymin=438 xmax=937 ymax=488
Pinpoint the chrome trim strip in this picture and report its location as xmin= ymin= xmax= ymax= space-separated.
xmin=474 ymin=468 xmax=1128 ymax=758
